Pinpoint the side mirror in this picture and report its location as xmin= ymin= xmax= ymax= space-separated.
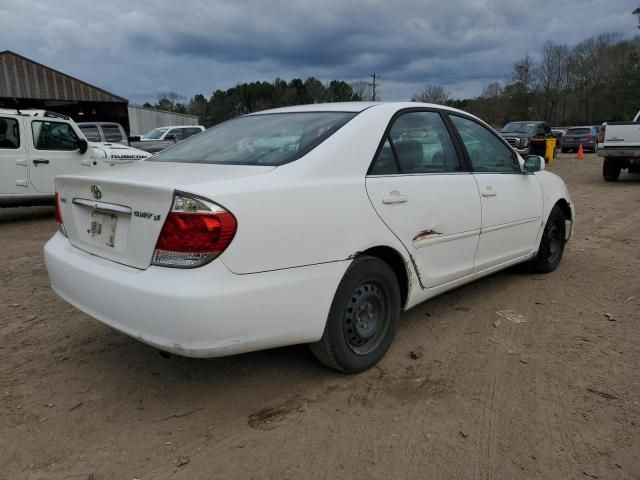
xmin=524 ymin=155 xmax=545 ymax=173
xmin=77 ymin=138 xmax=88 ymax=154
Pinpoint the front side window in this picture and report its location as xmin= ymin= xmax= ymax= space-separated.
xmin=102 ymin=125 xmax=124 ymax=143
xmin=150 ymin=112 xmax=356 ymax=166
xmin=31 ymin=121 xmax=80 ymax=151
xmin=0 ymin=117 xmax=20 ymax=149
xmin=450 ymin=115 xmax=520 ymax=173
xmin=144 ymin=127 xmax=169 ymax=139
xmin=369 ymin=111 xmax=461 ymax=175
xmin=79 ymin=125 xmax=101 ymax=142
xmin=167 ymin=128 xmax=184 ymax=141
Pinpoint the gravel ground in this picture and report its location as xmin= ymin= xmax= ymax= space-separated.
xmin=1 ymin=153 xmax=639 ymax=480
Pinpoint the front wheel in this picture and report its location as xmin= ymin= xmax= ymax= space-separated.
xmin=529 ymin=206 xmax=565 ymax=273
xmin=310 ymin=256 xmax=401 ymax=373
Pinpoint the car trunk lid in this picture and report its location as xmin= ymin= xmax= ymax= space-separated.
xmin=56 ymin=162 xmax=274 ymax=269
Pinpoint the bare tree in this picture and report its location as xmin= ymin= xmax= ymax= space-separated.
xmin=157 ymin=91 xmax=186 ymax=110
xmin=512 ymin=55 xmax=535 ymax=92
xmin=537 ymin=41 xmax=570 ymax=122
xmin=412 ymin=85 xmax=450 ymax=104
xmin=350 ymin=80 xmax=372 ymax=101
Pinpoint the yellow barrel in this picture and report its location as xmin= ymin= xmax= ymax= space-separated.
xmin=545 ymin=138 xmax=557 ymax=165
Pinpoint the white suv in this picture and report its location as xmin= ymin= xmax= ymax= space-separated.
xmin=0 ymin=110 xmax=151 ymax=208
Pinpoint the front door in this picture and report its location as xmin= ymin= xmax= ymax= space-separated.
xmin=0 ymin=116 xmax=30 ymax=196
xmin=28 ymin=119 xmax=86 ymax=194
xmin=365 ymin=110 xmax=482 ymax=288
xmin=448 ymin=114 xmax=543 ymax=271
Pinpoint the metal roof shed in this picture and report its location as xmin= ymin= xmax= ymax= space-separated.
xmin=0 ymin=50 xmax=129 ymax=131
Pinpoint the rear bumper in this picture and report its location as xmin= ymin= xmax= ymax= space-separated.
xmin=44 ymin=233 xmax=347 ymax=357
xmin=598 ymin=147 xmax=640 ymax=159
xmin=562 ymin=140 xmax=596 ymax=150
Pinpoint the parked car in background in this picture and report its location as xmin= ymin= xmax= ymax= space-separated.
xmin=0 ymin=110 xmax=150 ymax=207
xmin=78 ymin=122 xmax=128 ymax=146
xmin=561 ymin=126 xmax=598 ymax=153
xmin=550 ymin=128 xmax=567 ymax=149
xmin=128 ymin=125 xmax=206 ymax=154
xmin=498 ymin=121 xmax=552 ymax=156
xmin=598 ymin=110 xmax=640 ymax=181
xmin=139 ymin=125 xmax=205 ymax=142
xmin=45 ymin=102 xmax=573 ymax=373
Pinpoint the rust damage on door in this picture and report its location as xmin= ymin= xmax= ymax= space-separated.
xmin=413 ymin=229 xmax=442 ymax=242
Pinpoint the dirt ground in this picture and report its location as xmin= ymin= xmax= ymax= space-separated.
xmin=1 ymin=153 xmax=639 ymax=480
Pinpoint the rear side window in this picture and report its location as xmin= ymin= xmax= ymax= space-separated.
xmin=183 ymin=127 xmax=202 ymax=139
xmin=150 ymin=112 xmax=356 ymax=166
xmin=79 ymin=125 xmax=101 ymax=142
xmin=0 ymin=117 xmax=20 ymax=149
xmin=568 ymin=128 xmax=591 ymax=135
xmin=369 ymin=111 xmax=461 ymax=175
xmin=450 ymin=115 xmax=520 ymax=173
xmin=31 ymin=121 xmax=80 ymax=151
xmin=102 ymin=125 xmax=124 ymax=143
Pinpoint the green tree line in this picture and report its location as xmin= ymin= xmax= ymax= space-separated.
xmin=145 ymin=32 xmax=640 ymax=129
xmin=143 ymin=78 xmax=362 ymax=127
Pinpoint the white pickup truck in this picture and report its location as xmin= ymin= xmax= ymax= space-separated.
xmin=598 ymin=110 xmax=640 ymax=181
xmin=1 ymin=109 xmax=151 ymax=207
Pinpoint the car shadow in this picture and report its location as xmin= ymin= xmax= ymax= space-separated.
xmin=0 ymin=206 xmax=55 ymax=224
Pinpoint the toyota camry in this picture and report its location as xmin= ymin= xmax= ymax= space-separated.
xmin=44 ymin=102 xmax=574 ymax=373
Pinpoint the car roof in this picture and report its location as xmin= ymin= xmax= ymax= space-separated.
xmin=250 ymin=101 xmax=471 ymax=116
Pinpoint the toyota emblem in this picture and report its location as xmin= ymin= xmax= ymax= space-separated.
xmin=90 ymin=185 xmax=102 ymax=200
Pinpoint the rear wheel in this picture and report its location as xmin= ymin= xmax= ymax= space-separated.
xmin=310 ymin=256 xmax=401 ymax=373
xmin=603 ymin=160 xmax=621 ymax=182
xmin=529 ymin=206 xmax=565 ymax=273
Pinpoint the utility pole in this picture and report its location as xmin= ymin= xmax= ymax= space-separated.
xmin=368 ymin=73 xmax=380 ymax=101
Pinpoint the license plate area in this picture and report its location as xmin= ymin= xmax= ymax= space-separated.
xmin=71 ymin=198 xmax=132 ymax=252
xmin=89 ymin=211 xmax=118 ymax=248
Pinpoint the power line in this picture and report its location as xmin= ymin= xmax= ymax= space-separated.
xmin=368 ymin=73 xmax=380 ymax=101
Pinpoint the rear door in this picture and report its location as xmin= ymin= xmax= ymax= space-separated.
xmin=28 ymin=118 xmax=87 ymax=194
xmin=365 ymin=109 xmax=481 ymax=288
xmin=448 ymin=114 xmax=543 ymax=271
xmin=0 ymin=116 xmax=31 ymax=195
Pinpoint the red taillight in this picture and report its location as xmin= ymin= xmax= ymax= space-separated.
xmin=597 ymin=124 xmax=606 ymax=143
xmin=55 ymin=192 xmax=67 ymax=237
xmin=55 ymin=192 xmax=63 ymax=224
xmin=155 ymin=211 xmax=236 ymax=253
xmin=152 ymin=193 xmax=237 ymax=268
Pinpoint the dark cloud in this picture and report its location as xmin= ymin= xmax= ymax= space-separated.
xmin=1 ymin=0 xmax=638 ymax=102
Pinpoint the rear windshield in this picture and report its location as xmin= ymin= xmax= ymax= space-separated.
xmin=149 ymin=112 xmax=356 ymax=166
xmin=567 ymin=127 xmax=591 ymax=134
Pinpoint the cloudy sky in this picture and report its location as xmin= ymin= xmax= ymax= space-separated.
xmin=2 ymin=0 xmax=638 ymax=103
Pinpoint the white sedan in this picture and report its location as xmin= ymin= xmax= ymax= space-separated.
xmin=44 ymin=102 xmax=574 ymax=373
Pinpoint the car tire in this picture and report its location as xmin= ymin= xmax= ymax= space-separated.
xmin=528 ymin=206 xmax=565 ymax=274
xmin=310 ymin=256 xmax=401 ymax=373
xmin=603 ymin=160 xmax=621 ymax=182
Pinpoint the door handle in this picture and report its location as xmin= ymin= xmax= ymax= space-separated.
xmin=33 ymin=159 xmax=50 ymax=166
xmin=382 ymin=192 xmax=408 ymax=204
xmin=481 ymin=187 xmax=496 ymax=197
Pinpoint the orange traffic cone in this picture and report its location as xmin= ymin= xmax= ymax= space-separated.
xmin=577 ymin=143 xmax=584 ymax=160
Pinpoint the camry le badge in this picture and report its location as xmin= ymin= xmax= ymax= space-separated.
xmin=91 ymin=185 xmax=102 ymax=200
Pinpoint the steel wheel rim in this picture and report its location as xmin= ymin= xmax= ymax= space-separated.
xmin=547 ymin=220 xmax=562 ymax=263
xmin=343 ymin=281 xmax=389 ymax=355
